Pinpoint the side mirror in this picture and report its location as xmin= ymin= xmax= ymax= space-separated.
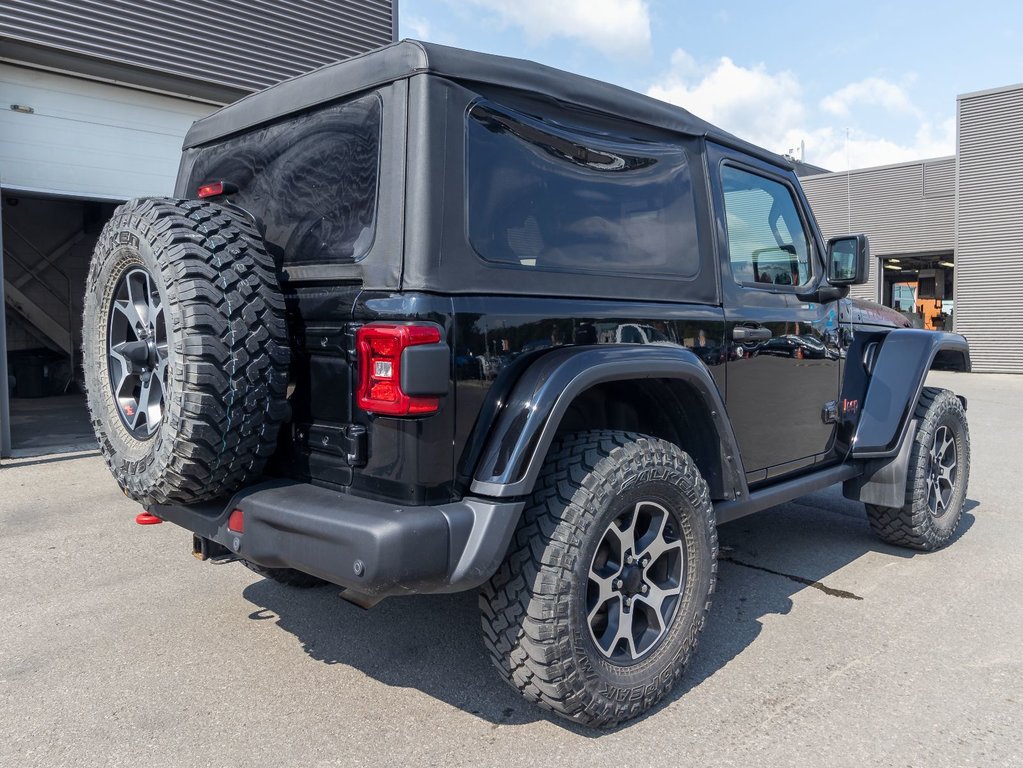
xmin=827 ymin=234 xmax=869 ymax=285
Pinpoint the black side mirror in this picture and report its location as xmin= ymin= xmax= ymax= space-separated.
xmin=827 ymin=234 xmax=869 ymax=285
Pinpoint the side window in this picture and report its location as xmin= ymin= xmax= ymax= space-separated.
xmin=720 ymin=165 xmax=812 ymax=287
xmin=466 ymin=101 xmax=701 ymax=278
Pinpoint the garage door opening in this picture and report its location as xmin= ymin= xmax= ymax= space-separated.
xmin=2 ymin=192 xmax=118 ymax=456
xmin=880 ymin=253 xmax=954 ymax=331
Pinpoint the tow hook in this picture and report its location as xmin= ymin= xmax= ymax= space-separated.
xmin=135 ymin=511 xmax=163 ymax=525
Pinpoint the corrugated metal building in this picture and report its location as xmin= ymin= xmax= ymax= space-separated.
xmin=0 ymin=1 xmax=396 ymax=456
xmin=955 ymin=84 xmax=1023 ymax=375
xmin=802 ymin=82 xmax=1023 ymax=374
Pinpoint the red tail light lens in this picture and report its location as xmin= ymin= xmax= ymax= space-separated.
xmin=197 ymin=181 xmax=224 ymax=198
xmin=197 ymin=180 xmax=237 ymax=199
xmin=356 ymin=323 xmax=442 ymax=416
xmin=227 ymin=508 xmax=245 ymax=533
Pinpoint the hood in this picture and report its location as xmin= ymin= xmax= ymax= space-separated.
xmin=840 ymin=297 xmax=913 ymax=330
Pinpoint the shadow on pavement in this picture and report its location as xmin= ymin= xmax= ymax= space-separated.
xmin=242 ymin=486 xmax=978 ymax=733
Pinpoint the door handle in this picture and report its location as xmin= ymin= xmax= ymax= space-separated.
xmin=732 ymin=326 xmax=773 ymax=342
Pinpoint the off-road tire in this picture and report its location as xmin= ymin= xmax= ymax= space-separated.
xmin=83 ymin=197 xmax=290 ymax=506
xmin=480 ymin=430 xmax=717 ymax=729
xmin=242 ymin=561 xmax=325 ymax=588
xmin=866 ymin=387 xmax=970 ymax=550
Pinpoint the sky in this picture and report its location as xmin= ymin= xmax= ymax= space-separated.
xmin=399 ymin=0 xmax=1023 ymax=171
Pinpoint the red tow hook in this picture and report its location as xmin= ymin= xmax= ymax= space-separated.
xmin=135 ymin=511 xmax=164 ymax=525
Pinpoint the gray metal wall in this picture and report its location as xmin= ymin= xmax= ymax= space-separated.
xmin=800 ymin=157 xmax=956 ymax=302
xmin=956 ymin=84 xmax=1023 ymax=374
xmin=0 ymin=0 xmax=396 ymax=101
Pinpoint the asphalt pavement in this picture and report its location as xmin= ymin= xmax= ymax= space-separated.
xmin=1 ymin=371 xmax=1020 ymax=767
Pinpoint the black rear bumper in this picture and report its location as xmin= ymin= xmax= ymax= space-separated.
xmin=151 ymin=481 xmax=523 ymax=601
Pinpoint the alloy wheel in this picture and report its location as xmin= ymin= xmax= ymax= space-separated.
xmin=586 ymin=500 xmax=686 ymax=663
xmin=107 ymin=267 xmax=168 ymax=438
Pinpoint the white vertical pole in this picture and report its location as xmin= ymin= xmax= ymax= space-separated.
xmin=0 ymin=182 xmax=12 ymax=458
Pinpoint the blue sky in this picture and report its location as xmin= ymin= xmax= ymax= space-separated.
xmin=399 ymin=0 xmax=1023 ymax=171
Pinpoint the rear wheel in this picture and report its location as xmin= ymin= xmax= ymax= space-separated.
xmin=866 ymin=387 xmax=970 ymax=550
xmin=480 ymin=430 xmax=717 ymax=728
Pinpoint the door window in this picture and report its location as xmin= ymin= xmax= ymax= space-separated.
xmin=721 ymin=166 xmax=812 ymax=287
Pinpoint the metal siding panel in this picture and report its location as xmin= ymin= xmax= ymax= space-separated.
xmin=801 ymin=160 xmax=955 ymax=304
xmin=0 ymin=0 xmax=395 ymax=93
xmin=0 ymin=64 xmax=215 ymax=198
xmin=955 ymin=86 xmax=1023 ymax=373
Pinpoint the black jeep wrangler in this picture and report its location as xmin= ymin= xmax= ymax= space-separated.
xmin=83 ymin=40 xmax=971 ymax=728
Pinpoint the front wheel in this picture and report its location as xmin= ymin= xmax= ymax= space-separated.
xmin=866 ymin=387 xmax=970 ymax=550
xmin=480 ymin=430 xmax=717 ymax=728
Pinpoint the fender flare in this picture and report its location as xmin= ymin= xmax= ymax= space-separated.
xmin=469 ymin=345 xmax=747 ymax=499
xmin=852 ymin=329 xmax=970 ymax=458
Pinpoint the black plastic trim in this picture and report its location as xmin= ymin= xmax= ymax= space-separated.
xmin=715 ymin=463 xmax=861 ymax=525
xmin=852 ymin=330 xmax=970 ymax=458
xmin=469 ymin=345 xmax=746 ymax=499
xmin=151 ymin=481 xmax=523 ymax=599
xmin=843 ymin=422 xmax=918 ymax=508
xmin=400 ymin=343 xmax=450 ymax=396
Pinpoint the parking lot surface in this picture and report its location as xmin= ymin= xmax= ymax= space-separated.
xmin=1 ymin=371 xmax=1020 ymax=767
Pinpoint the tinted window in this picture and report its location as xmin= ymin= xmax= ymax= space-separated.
xmin=466 ymin=101 xmax=700 ymax=277
xmin=721 ymin=166 xmax=811 ymax=287
xmin=186 ymin=94 xmax=381 ymax=266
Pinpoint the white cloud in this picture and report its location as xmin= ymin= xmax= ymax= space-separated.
xmin=647 ymin=50 xmax=804 ymax=153
xmin=820 ymin=77 xmax=921 ymax=119
xmin=405 ymin=16 xmax=432 ymax=40
xmin=464 ymin=0 xmax=651 ymax=57
xmin=647 ymin=49 xmax=954 ymax=170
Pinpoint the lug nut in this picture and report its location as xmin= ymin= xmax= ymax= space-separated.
xmin=641 ymin=583 xmax=649 ymax=594
xmin=642 ymin=557 xmax=650 ymax=567
xmin=624 ymin=597 xmax=632 ymax=608
xmin=625 ymin=554 xmax=634 ymax=565
xmin=614 ymin=578 xmax=623 ymax=589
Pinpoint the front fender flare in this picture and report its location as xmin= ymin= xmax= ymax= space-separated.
xmin=852 ymin=329 xmax=970 ymax=458
xmin=469 ymin=345 xmax=745 ymax=499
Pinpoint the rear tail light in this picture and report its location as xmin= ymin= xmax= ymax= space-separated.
xmin=356 ymin=323 xmax=442 ymax=416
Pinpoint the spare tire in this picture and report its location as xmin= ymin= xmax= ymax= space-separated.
xmin=83 ymin=197 xmax=290 ymax=505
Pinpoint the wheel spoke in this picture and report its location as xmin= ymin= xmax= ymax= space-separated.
xmin=608 ymin=508 xmax=638 ymax=555
xmin=639 ymin=536 xmax=683 ymax=566
xmin=611 ymin=605 xmax=638 ymax=659
xmin=125 ymin=271 xmax=152 ymax=327
xmin=112 ymin=298 xmax=146 ymax=331
xmin=637 ymin=581 xmax=682 ymax=618
xmin=587 ymin=569 xmax=617 ymax=624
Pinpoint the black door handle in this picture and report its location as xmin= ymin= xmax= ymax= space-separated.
xmin=732 ymin=326 xmax=773 ymax=342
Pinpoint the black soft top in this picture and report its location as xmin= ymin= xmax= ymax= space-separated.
xmin=182 ymin=39 xmax=792 ymax=169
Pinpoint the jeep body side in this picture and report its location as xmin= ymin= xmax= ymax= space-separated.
xmin=154 ymin=39 xmax=969 ymax=596
xmin=86 ymin=40 xmax=971 ymax=727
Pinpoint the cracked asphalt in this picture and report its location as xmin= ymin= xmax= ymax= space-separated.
xmin=1 ymin=371 xmax=1020 ymax=767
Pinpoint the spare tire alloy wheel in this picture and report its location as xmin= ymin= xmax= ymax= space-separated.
xmin=83 ymin=197 xmax=290 ymax=506
xmin=107 ymin=267 xmax=168 ymax=438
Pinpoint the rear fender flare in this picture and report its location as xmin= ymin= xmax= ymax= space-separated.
xmin=469 ymin=346 xmax=746 ymax=500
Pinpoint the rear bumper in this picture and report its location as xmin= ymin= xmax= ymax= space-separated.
xmin=151 ymin=481 xmax=523 ymax=600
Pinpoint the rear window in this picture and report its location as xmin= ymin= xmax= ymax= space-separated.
xmin=466 ymin=101 xmax=700 ymax=278
xmin=185 ymin=93 xmax=381 ymax=266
